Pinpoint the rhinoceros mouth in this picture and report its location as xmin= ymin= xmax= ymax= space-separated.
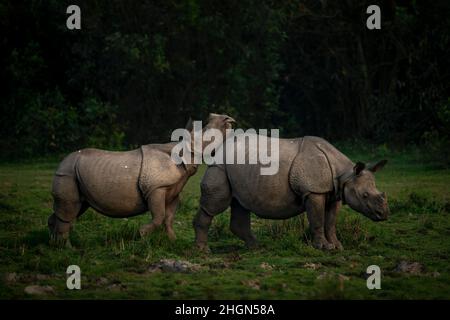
xmin=370 ymin=208 xmax=389 ymax=221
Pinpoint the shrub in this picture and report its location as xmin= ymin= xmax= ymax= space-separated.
xmin=79 ymin=97 xmax=125 ymax=150
xmin=13 ymin=89 xmax=80 ymax=156
xmin=421 ymin=98 xmax=450 ymax=166
xmin=390 ymin=192 xmax=449 ymax=214
xmin=3 ymin=90 xmax=125 ymax=158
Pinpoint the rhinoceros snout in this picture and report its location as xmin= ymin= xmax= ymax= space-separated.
xmin=373 ymin=206 xmax=389 ymax=221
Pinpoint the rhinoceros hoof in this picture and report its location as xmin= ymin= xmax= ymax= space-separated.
xmin=245 ymin=240 xmax=259 ymax=250
xmin=49 ymin=233 xmax=72 ymax=248
xmin=167 ymin=231 xmax=177 ymax=241
xmin=333 ymin=241 xmax=344 ymax=251
xmin=312 ymin=240 xmax=335 ymax=251
xmin=195 ymin=243 xmax=211 ymax=254
xmin=327 ymin=238 xmax=344 ymax=250
xmin=139 ymin=225 xmax=152 ymax=237
xmin=168 ymin=234 xmax=177 ymax=241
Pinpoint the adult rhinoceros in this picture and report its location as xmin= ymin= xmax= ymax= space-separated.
xmin=48 ymin=113 xmax=235 ymax=246
xmin=193 ymin=134 xmax=389 ymax=251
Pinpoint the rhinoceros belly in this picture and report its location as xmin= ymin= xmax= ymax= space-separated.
xmin=75 ymin=148 xmax=147 ymax=217
xmin=225 ymin=138 xmax=305 ymax=219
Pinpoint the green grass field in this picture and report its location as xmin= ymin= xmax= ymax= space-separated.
xmin=1 ymin=148 xmax=450 ymax=299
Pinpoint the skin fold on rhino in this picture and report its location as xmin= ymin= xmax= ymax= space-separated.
xmin=48 ymin=113 xmax=235 ymax=246
xmin=193 ymin=134 xmax=390 ymax=251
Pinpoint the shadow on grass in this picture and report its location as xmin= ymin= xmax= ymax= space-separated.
xmin=211 ymin=244 xmax=244 ymax=254
xmin=22 ymin=229 xmax=50 ymax=247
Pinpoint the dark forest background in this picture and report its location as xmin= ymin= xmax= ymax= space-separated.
xmin=1 ymin=0 xmax=449 ymax=161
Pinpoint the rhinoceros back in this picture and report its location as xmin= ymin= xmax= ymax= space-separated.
xmin=74 ymin=148 xmax=146 ymax=217
xmin=223 ymin=135 xmax=303 ymax=218
xmin=54 ymin=152 xmax=79 ymax=176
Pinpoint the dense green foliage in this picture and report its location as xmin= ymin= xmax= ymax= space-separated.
xmin=0 ymin=149 xmax=449 ymax=299
xmin=1 ymin=1 xmax=449 ymax=159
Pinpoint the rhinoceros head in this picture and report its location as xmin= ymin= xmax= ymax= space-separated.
xmin=205 ymin=113 xmax=235 ymax=132
xmin=186 ymin=113 xmax=235 ymax=135
xmin=184 ymin=113 xmax=235 ymax=154
xmin=204 ymin=113 xmax=235 ymax=150
xmin=342 ymin=160 xmax=389 ymax=221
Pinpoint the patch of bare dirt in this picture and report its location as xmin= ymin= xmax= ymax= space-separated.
xmin=148 ymin=259 xmax=203 ymax=273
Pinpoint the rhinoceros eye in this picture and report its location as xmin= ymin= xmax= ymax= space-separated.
xmin=363 ymin=192 xmax=369 ymax=198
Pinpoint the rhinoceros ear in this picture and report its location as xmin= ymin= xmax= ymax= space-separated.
xmin=224 ymin=115 xmax=235 ymax=123
xmin=185 ymin=117 xmax=193 ymax=131
xmin=223 ymin=115 xmax=236 ymax=128
xmin=368 ymin=159 xmax=387 ymax=173
xmin=353 ymin=162 xmax=366 ymax=176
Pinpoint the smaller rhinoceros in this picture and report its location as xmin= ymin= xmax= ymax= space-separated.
xmin=193 ymin=134 xmax=389 ymax=251
xmin=48 ymin=113 xmax=235 ymax=246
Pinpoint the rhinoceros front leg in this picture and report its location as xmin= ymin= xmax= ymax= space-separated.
xmin=164 ymin=196 xmax=179 ymax=241
xmin=139 ymin=189 xmax=166 ymax=237
xmin=305 ymin=193 xmax=335 ymax=250
xmin=193 ymin=207 xmax=213 ymax=252
xmin=325 ymin=200 xmax=343 ymax=250
xmin=193 ymin=166 xmax=232 ymax=252
xmin=230 ymin=199 xmax=258 ymax=249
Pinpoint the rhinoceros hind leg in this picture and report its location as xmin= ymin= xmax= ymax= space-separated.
xmin=305 ymin=194 xmax=335 ymax=250
xmin=48 ymin=213 xmax=73 ymax=248
xmin=139 ymin=189 xmax=166 ymax=237
xmin=230 ymin=199 xmax=258 ymax=249
xmin=164 ymin=196 xmax=179 ymax=241
xmin=49 ymin=173 xmax=89 ymax=247
xmin=49 ymin=197 xmax=87 ymax=247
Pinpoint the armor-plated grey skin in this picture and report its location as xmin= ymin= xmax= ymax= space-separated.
xmin=193 ymin=134 xmax=389 ymax=251
xmin=48 ymin=113 xmax=235 ymax=246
